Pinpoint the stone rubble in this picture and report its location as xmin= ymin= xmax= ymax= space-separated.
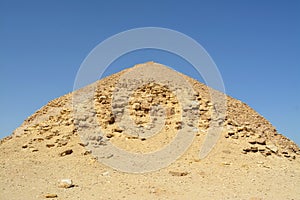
xmin=0 ymin=62 xmax=298 ymax=173
xmin=0 ymin=62 xmax=299 ymax=200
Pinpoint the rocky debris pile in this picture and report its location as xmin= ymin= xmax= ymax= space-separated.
xmin=0 ymin=62 xmax=300 ymax=200
xmin=127 ymin=83 xmax=179 ymax=127
xmin=183 ymin=73 xmax=300 ymax=159
xmin=222 ymin=117 xmax=299 ymax=159
xmin=94 ymin=81 xmax=182 ymax=137
xmin=1 ymin=62 xmax=298 ymax=162
xmin=17 ymin=107 xmax=76 ymax=152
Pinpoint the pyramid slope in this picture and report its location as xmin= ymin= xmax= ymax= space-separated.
xmin=1 ymin=62 xmax=299 ymax=199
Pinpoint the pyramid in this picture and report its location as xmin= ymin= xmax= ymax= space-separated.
xmin=1 ymin=62 xmax=299 ymax=199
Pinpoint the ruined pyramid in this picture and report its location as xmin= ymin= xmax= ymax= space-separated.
xmin=1 ymin=62 xmax=299 ymax=200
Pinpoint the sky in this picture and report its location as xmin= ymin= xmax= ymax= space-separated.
xmin=0 ymin=0 xmax=299 ymax=145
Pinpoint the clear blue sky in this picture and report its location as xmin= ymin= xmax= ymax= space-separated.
xmin=1 ymin=0 xmax=299 ymax=145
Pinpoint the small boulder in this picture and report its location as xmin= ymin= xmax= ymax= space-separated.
xmin=232 ymin=135 xmax=239 ymax=139
xmin=228 ymin=130 xmax=235 ymax=136
xmin=250 ymin=146 xmax=258 ymax=152
xmin=58 ymin=179 xmax=74 ymax=188
xmin=248 ymin=139 xmax=256 ymax=144
xmin=46 ymin=144 xmax=55 ymax=148
xmin=169 ymin=171 xmax=189 ymax=176
xmin=59 ymin=149 xmax=73 ymax=157
xmin=256 ymin=138 xmax=266 ymax=145
xmin=45 ymin=193 xmax=58 ymax=198
xmin=266 ymin=143 xmax=278 ymax=153
xmin=132 ymin=103 xmax=141 ymax=110
xmin=113 ymin=127 xmax=124 ymax=133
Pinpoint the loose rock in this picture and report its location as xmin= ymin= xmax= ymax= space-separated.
xmin=45 ymin=193 xmax=58 ymax=198
xmin=256 ymin=138 xmax=266 ymax=145
xmin=248 ymin=139 xmax=256 ymax=144
xmin=46 ymin=144 xmax=55 ymax=148
xmin=250 ymin=146 xmax=258 ymax=152
xmin=59 ymin=179 xmax=74 ymax=188
xmin=59 ymin=149 xmax=73 ymax=156
xmin=169 ymin=171 xmax=189 ymax=176
xmin=266 ymin=144 xmax=278 ymax=153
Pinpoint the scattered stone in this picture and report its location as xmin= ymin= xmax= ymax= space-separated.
xmin=132 ymin=103 xmax=141 ymax=110
xmin=186 ymin=120 xmax=194 ymax=127
xmin=99 ymin=95 xmax=107 ymax=102
xmin=31 ymin=148 xmax=39 ymax=152
xmin=82 ymin=150 xmax=92 ymax=155
xmin=88 ymin=135 xmax=102 ymax=141
xmin=237 ymin=126 xmax=245 ymax=132
xmin=46 ymin=144 xmax=55 ymax=148
xmin=57 ymin=140 xmax=68 ymax=147
xmin=78 ymin=141 xmax=89 ymax=147
xmin=125 ymin=135 xmax=138 ymax=140
xmin=58 ymin=179 xmax=74 ymax=188
xmin=207 ymin=102 xmax=213 ymax=107
xmin=175 ymin=121 xmax=182 ymax=130
xmin=265 ymin=151 xmax=272 ymax=156
xmin=227 ymin=130 xmax=235 ymax=136
xmin=106 ymin=133 xmax=114 ymax=138
xmin=232 ymin=135 xmax=239 ymax=139
xmin=106 ymin=154 xmax=113 ymax=159
xmin=33 ymin=137 xmax=44 ymax=142
xmin=222 ymin=150 xmax=231 ymax=154
xmin=3 ymin=62 xmax=300 ymax=200
xmin=222 ymin=162 xmax=231 ymax=165
xmin=243 ymin=146 xmax=260 ymax=153
xmin=59 ymin=149 xmax=73 ymax=156
xmin=101 ymin=171 xmax=110 ymax=176
xmin=169 ymin=171 xmax=189 ymax=176
xmin=258 ymin=147 xmax=265 ymax=152
xmin=227 ymin=119 xmax=238 ymax=126
xmin=113 ymin=127 xmax=123 ymax=133
xmin=266 ymin=144 xmax=278 ymax=153
xmin=107 ymin=116 xmax=115 ymax=124
xmin=45 ymin=193 xmax=58 ymax=198
xmin=250 ymin=146 xmax=258 ymax=152
xmin=45 ymin=135 xmax=53 ymax=140
xmin=42 ymin=126 xmax=51 ymax=131
xmin=256 ymin=138 xmax=266 ymax=145
xmin=248 ymin=139 xmax=256 ymax=144
xmin=263 ymin=165 xmax=271 ymax=169
xmin=52 ymin=129 xmax=59 ymax=135
xmin=166 ymin=107 xmax=175 ymax=116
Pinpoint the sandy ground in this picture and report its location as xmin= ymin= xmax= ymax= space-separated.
xmin=1 ymin=129 xmax=299 ymax=200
